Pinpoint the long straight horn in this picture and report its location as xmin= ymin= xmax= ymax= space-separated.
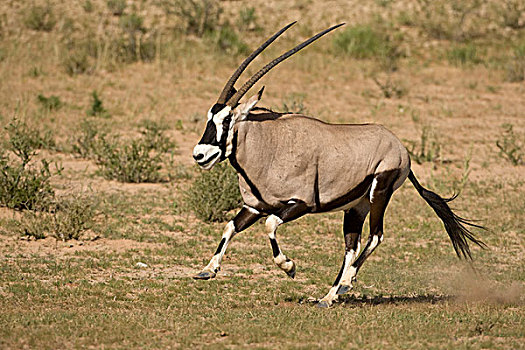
xmin=227 ymin=23 xmax=345 ymax=107
xmin=216 ymin=21 xmax=297 ymax=104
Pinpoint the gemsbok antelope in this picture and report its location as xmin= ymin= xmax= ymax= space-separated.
xmin=192 ymin=22 xmax=486 ymax=307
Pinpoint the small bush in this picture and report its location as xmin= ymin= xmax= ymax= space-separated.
xmin=405 ymin=125 xmax=441 ymax=164
xmin=71 ymin=119 xmax=106 ymax=158
xmin=496 ymin=123 xmax=523 ymax=165
xmin=332 ymin=24 xmax=404 ymax=71
xmin=497 ymin=0 xmax=525 ymax=29
xmin=333 ymin=25 xmax=387 ymax=59
xmin=184 ymin=162 xmax=242 ymax=222
xmin=505 ymin=43 xmax=525 ymax=82
xmin=373 ymin=76 xmax=408 ymax=98
xmin=61 ymin=38 xmax=97 ymax=76
xmin=237 ymin=7 xmax=260 ymax=31
xmin=209 ymin=25 xmax=249 ymax=55
xmin=107 ymin=0 xmax=127 ymax=16
xmin=447 ymin=44 xmax=483 ymax=66
xmin=83 ymin=0 xmax=94 ymax=13
xmin=23 ymin=3 xmax=56 ymax=32
xmin=414 ymin=0 xmax=485 ymax=42
xmin=87 ymin=91 xmax=109 ymax=118
xmin=139 ymin=120 xmax=176 ymax=153
xmin=281 ymin=93 xmax=308 ymax=114
xmin=0 ymin=119 xmax=58 ymax=210
xmin=162 ymin=0 xmax=222 ymax=37
xmin=37 ymin=94 xmax=62 ymax=111
xmin=94 ymin=136 xmax=164 ymax=183
xmin=14 ymin=194 xmax=97 ymax=241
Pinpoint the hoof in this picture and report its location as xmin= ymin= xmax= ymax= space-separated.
xmin=193 ymin=270 xmax=216 ymax=280
xmin=336 ymin=284 xmax=351 ymax=295
xmin=316 ymin=300 xmax=331 ymax=308
xmin=286 ymin=262 xmax=296 ymax=279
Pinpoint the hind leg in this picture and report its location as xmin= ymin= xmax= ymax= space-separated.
xmin=344 ymin=172 xmax=397 ymax=288
xmin=318 ymin=171 xmax=398 ymax=308
xmin=317 ymin=201 xmax=369 ymax=308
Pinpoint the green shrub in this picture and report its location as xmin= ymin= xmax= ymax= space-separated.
xmin=505 ymin=43 xmax=525 ymax=82
xmin=414 ymin=0 xmax=485 ymax=42
xmin=496 ymin=123 xmax=523 ymax=165
xmin=94 ymin=136 xmax=164 ymax=183
xmin=184 ymin=162 xmax=242 ymax=222
xmin=23 ymin=3 xmax=56 ymax=32
xmin=61 ymin=38 xmax=97 ymax=75
xmin=405 ymin=125 xmax=441 ymax=164
xmin=37 ymin=94 xmax=62 ymax=111
xmin=161 ymin=0 xmax=222 ymax=37
xmin=373 ymin=76 xmax=408 ymax=98
xmin=14 ymin=193 xmax=97 ymax=241
xmin=0 ymin=119 xmax=58 ymax=210
xmin=237 ymin=7 xmax=260 ymax=31
xmin=71 ymin=119 xmax=106 ymax=158
xmin=139 ymin=120 xmax=176 ymax=153
xmin=447 ymin=44 xmax=483 ymax=66
xmin=497 ymin=0 xmax=525 ymax=29
xmin=107 ymin=0 xmax=126 ymax=16
xmin=332 ymin=24 xmax=403 ymax=71
xmin=83 ymin=0 xmax=94 ymax=13
xmin=281 ymin=93 xmax=308 ymax=114
xmin=209 ymin=25 xmax=249 ymax=55
xmin=333 ymin=25 xmax=386 ymax=59
xmin=87 ymin=91 xmax=109 ymax=118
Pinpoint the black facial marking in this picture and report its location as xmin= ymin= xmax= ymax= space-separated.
xmin=198 ymin=120 xmax=218 ymax=145
xmin=218 ymin=114 xmax=232 ymax=161
xmin=214 ymin=238 xmax=226 ymax=255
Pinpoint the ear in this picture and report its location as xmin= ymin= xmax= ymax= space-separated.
xmin=233 ymin=86 xmax=264 ymax=121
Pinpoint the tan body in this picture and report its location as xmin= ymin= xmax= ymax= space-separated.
xmin=232 ymin=111 xmax=411 ymax=213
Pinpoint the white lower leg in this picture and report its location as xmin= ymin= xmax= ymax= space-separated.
xmin=266 ymin=215 xmax=295 ymax=273
xmin=319 ymin=243 xmax=362 ymax=305
xmin=203 ymin=221 xmax=235 ymax=273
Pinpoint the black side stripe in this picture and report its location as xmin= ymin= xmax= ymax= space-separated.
xmin=228 ymin=131 xmax=270 ymax=210
xmin=313 ymin=168 xmax=321 ymax=211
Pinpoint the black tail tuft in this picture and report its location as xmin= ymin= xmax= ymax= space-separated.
xmin=408 ymin=170 xmax=487 ymax=260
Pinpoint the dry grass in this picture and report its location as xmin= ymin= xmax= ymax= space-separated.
xmin=0 ymin=0 xmax=524 ymax=348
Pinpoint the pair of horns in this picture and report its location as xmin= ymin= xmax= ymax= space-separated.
xmin=217 ymin=22 xmax=345 ymax=107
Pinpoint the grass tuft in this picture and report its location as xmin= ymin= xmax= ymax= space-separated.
xmin=496 ymin=123 xmax=523 ymax=165
xmin=23 ymin=3 xmax=56 ymax=32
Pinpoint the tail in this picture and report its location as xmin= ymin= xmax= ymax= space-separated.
xmin=408 ymin=170 xmax=487 ymax=260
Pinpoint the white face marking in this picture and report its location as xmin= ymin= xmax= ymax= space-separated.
xmin=208 ymin=106 xmax=232 ymax=142
xmin=193 ymin=144 xmax=221 ymax=170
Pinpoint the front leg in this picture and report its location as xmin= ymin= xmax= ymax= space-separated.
xmin=194 ymin=206 xmax=262 ymax=280
xmin=266 ymin=200 xmax=309 ymax=278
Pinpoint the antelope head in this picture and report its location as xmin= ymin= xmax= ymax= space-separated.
xmin=193 ymin=22 xmax=344 ymax=170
